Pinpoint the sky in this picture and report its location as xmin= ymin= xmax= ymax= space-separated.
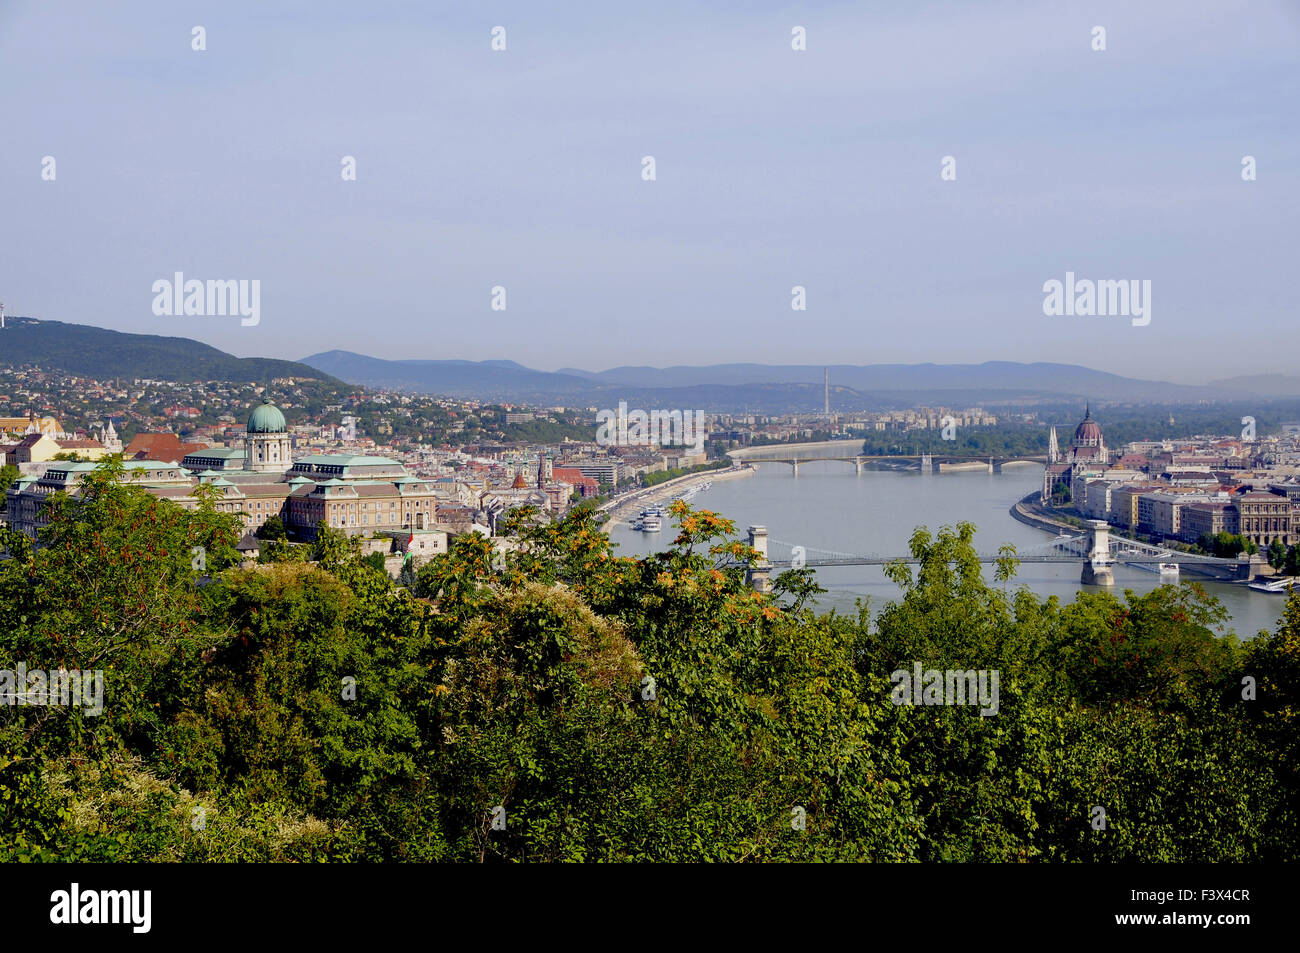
xmin=1 ymin=0 xmax=1297 ymax=381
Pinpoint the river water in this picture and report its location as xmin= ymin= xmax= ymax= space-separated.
xmin=606 ymin=461 xmax=1284 ymax=641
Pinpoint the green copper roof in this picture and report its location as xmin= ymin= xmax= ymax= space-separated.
xmin=247 ymin=400 xmax=286 ymax=434
xmin=185 ymin=447 xmax=245 ymax=459
xmin=293 ymin=454 xmax=402 ymax=467
xmin=124 ymin=460 xmax=188 ymax=472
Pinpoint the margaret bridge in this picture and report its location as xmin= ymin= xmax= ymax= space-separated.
xmin=727 ymin=441 xmax=1046 ymax=476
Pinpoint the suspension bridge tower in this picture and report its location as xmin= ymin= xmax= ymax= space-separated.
xmin=746 ymin=526 xmax=773 ymax=593
xmin=1081 ymin=520 xmax=1115 ymax=586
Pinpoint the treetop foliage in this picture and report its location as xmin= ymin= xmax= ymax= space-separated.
xmin=1 ymin=462 xmax=1296 ymax=861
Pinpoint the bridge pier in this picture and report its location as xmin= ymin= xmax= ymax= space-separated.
xmin=1082 ymin=519 xmax=1114 ymax=586
xmin=1236 ymin=552 xmax=1269 ymax=582
xmin=855 ymin=456 xmax=864 ymax=476
xmin=747 ymin=525 xmax=773 ymax=593
xmin=790 ymin=460 xmax=799 ymax=477
xmin=1081 ymin=560 xmax=1114 ymax=586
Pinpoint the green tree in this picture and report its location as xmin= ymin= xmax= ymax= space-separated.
xmin=258 ymin=514 xmax=287 ymax=541
xmin=0 ymin=464 xmax=17 ymax=512
xmin=311 ymin=522 xmax=359 ymax=570
xmin=2 ymin=481 xmax=1295 ymax=863
xmin=1269 ymin=538 xmax=1287 ymax=570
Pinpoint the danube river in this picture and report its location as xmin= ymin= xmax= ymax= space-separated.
xmin=607 ymin=461 xmax=1285 ymax=640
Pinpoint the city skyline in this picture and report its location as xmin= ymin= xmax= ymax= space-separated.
xmin=4 ymin=0 xmax=1299 ymax=889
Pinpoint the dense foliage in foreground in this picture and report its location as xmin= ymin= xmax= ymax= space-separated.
xmin=1 ymin=466 xmax=1297 ymax=861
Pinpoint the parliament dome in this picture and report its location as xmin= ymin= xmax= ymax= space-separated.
xmin=1073 ymin=405 xmax=1103 ymax=445
xmin=247 ymin=400 xmax=286 ymax=434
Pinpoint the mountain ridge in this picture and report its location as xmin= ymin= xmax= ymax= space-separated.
xmin=1 ymin=317 xmax=339 ymax=384
xmin=302 ymin=350 xmax=1268 ymax=410
xmin=0 ymin=318 xmax=1290 ymax=411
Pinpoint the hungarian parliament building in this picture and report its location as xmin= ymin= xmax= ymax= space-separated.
xmin=1041 ymin=404 xmax=1109 ymax=501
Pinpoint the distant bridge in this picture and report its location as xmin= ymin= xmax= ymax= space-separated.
xmin=727 ymin=441 xmax=1044 ymax=475
xmin=736 ymin=521 xmax=1248 ymax=589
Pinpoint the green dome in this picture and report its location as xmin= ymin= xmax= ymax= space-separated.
xmin=247 ymin=400 xmax=286 ymax=434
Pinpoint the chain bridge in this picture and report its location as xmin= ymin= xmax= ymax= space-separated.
xmin=736 ymin=520 xmax=1250 ymax=590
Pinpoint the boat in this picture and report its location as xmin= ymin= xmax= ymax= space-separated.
xmin=631 ymin=506 xmax=665 ymax=531
xmin=1133 ymin=561 xmax=1180 ymax=578
xmin=1248 ymin=577 xmax=1298 ymax=594
xmin=681 ymin=480 xmax=712 ymax=499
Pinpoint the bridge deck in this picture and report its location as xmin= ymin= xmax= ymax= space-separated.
xmin=766 ymin=555 xmax=1220 ymax=567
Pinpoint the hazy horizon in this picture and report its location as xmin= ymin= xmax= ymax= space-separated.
xmin=6 ymin=314 xmax=1284 ymax=389
xmin=2 ymin=0 xmax=1297 ymax=382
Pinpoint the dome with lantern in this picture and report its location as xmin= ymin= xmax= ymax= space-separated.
xmin=247 ymin=399 xmax=287 ymax=434
xmin=1073 ymin=404 xmax=1103 ymax=447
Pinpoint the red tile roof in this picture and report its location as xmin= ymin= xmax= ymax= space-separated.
xmin=123 ymin=433 xmax=205 ymax=464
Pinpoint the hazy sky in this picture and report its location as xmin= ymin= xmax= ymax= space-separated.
xmin=1 ymin=0 xmax=1296 ymax=381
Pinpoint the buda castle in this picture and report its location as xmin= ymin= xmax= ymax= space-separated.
xmin=6 ymin=400 xmax=444 ymax=545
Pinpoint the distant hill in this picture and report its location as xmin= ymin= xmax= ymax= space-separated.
xmin=301 ymin=350 xmax=595 ymax=402
xmin=0 ymin=318 xmax=338 ymax=383
xmin=1206 ymin=374 xmax=1300 ymax=398
xmin=304 ymin=350 xmax=1239 ymax=411
xmin=3 ymin=318 xmax=1277 ymax=410
xmin=555 ymin=361 xmax=1214 ymax=400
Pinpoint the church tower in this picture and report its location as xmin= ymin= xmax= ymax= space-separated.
xmin=101 ymin=419 xmax=122 ymax=453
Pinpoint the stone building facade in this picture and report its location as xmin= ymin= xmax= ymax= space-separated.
xmin=6 ymin=402 xmax=440 ymax=543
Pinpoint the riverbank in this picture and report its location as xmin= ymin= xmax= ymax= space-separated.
xmin=1009 ymin=491 xmax=1080 ymax=535
xmin=1009 ymin=491 xmax=1253 ymax=585
xmin=600 ymin=464 xmax=755 ymax=525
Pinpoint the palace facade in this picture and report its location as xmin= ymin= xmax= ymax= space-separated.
xmin=5 ymin=400 xmax=442 ymax=542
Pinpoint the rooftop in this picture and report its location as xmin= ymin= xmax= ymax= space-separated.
xmin=184 ymin=447 xmax=245 ymax=459
xmin=292 ymin=454 xmax=402 ymax=467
